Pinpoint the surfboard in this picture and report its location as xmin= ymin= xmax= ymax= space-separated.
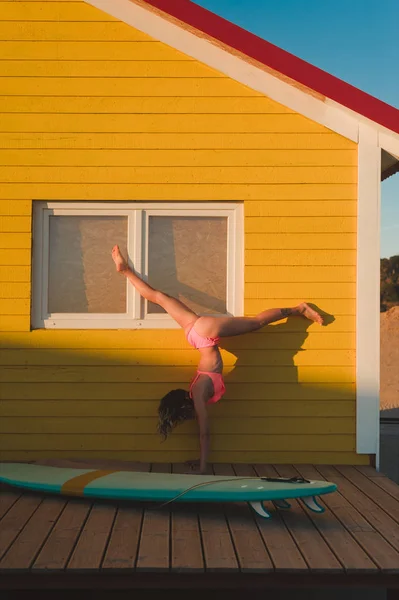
xmin=0 ymin=463 xmax=337 ymax=519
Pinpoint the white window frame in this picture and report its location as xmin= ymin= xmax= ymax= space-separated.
xmin=32 ymin=201 xmax=244 ymax=330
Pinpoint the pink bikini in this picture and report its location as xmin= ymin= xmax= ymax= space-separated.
xmin=185 ymin=321 xmax=225 ymax=404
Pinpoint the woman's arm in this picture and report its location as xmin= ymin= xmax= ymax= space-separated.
xmin=191 ymin=382 xmax=210 ymax=474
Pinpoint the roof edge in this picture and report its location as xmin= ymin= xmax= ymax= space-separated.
xmin=142 ymin=0 xmax=399 ymax=135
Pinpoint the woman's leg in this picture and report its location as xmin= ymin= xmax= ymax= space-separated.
xmin=111 ymin=245 xmax=198 ymax=329
xmin=194 ymin=303 xmax=323 ymax=338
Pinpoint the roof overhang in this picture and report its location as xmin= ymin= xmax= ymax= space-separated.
xmin=381 ymin=150 xmax=399 ymax=181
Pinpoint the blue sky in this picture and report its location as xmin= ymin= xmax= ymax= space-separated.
xmin=194 ymin=0 xmax=399 ymax=259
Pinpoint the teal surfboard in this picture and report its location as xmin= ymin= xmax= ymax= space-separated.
xmin=0 ymin=463 xmax=337 ymax=519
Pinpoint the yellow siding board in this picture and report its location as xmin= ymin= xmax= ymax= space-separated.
xmin=0 ymin=184 xmax=358 ymax=202
xmin=1 ymin=77 xmax=271 ymax=97
xmin=1 ymin=382 xmax=356 ymax=401
xmin=0 ymin=60 xmax=226 ymax=78
xmin=0 ymin=348 xmax=355 ymax=367
xmin=0 ymin=96 xmax=293 ymax=114
xmin=246 ymin=249 xmax=356 ymax=266
xmin=1 ymin=2 xmax=117 ymax=21
xmin=0 ymin=299 xmax=30 ymax=314
xmin=0 ymin=22 xmax=158 ymax=41
xmin=0 ymin=450 xmax=369 ymax=465
xmin=0 ymin=400 xmax=356 ymax=418
xmin=0 ymin=133 xmax=356 ymax=151
xmin=0 ymin=283 xmax=30 ymax=298
xmin=1 ymin=366 xmax=355 ymax=384
xmin=245 ymin=301 xmax=356 ymax=320
xmin=0 ymin=330 xmax=355 ymax=350
xmin=246 ymin=233 xmax=356 ymax=249
xmin=0 ymin=216 xmax=31 ymax=232
xmin=0 ymin=266 xmax=30 ymax=281
xmin=0 ymin=417 xmax=355 ymax=435
xmin=245 ymin=266 xmax=355 ymax=283
xmin=245 ymin=201 xmax=357 ymax=217
xmin=0 ymin=234 xmax=31 ymax=249
xmin=246 ymin=217 xmax=356 ymax=233
xmin=0 ymin=149 xmax=356 ymax=167
xmin=0 ymin=434 xmax=355 ymax=452
xmin=3 ymin=114 xmax=330 ymax=133
xmin=1 ymin=41 xmax=205 ymax=61
xmin=0 ymin=315 xmax=30 ymax=331
xmin=0 ymin=248 xmax=30 ymax=265
xmin=0 ymin=166 xmax=356 ymax=185
xmin=245 ymin=282 xmax=355 ymax=298
xmin=0 ymin=200 xmax=31 ymax=215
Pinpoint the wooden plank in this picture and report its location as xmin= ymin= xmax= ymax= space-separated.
xmin=252 ymin=465 xmax=309 ymax=573
xmin=0 ymin=400 xmax=356 ymax=420
xmin=271 ymin=464 xmax=343 ymax=573
xmin=246 ymin=248 xmax=357 ymax=265
xmin=0 ymin=164 xmax=354 ymax=185
xmin=0 ymin=380 xmax=356 ymax=401
xmin=0 ymin=433 xmax=357 ymax=453
xmin=316 ymin=465 xmax=399 ymax=570
xmin=135 ymin=463 xmax=171 ymax=572
xmin=294 ymin=464 xmax=378 ymax=573
xmin=0 ymin=451 xmax=368 ymax=467
xmin=0 ymin=132 xmax=355 ymax=152
xmin=0 ymin=2 xmax=117 ymax=21
xmin=0 ymin=365 xmax=356 ymax=385
xmin=66 ymin=500 xmax=116 ymax=572
xmin=0 ymin=328 xmax=356 ymax=350
xmin=215 ymin=463 xmax=273 ymax=573
xmin=246 ymin=265 xmax=356 ymax=283
xmin=335 ymin=465 xmax=399 ymax=522
xmin=197 ymin=464 xmax=238 ymax=572
xmin=0 ymin=148 xmax=355 ymax=167
xmin=102 ymin=462 xmax=150 ymax=571
xmin=0 ymin=42 xmax=194 ymax=62
xmin=0 ymin=21 xmax=148 ymax=42
xmin=0 ymin=200 xmax=31 ymax=216
xmin=356 ymin=466 xmax=399 ymax=500
xmin=0 ymin=348 xmax=356 ymax=367
xmin=0 ymin=495 xmax=66 ymax=570
xmin=0 ymin=183 xmax=358 ymax=204
xmin=0 ymin=493 xmax=43 ymax=562
xmin=170 ymin=463 xmax=204 ymax=573
xmin=0 ymin=485 xmax=22 ymax=518
xmin=0 ymin=416 xmax=356 ymax=436
xmin=32 ymin=498 xmax=92 ymax=571
xmin=0 ymin=93 xmax=293 ymax=114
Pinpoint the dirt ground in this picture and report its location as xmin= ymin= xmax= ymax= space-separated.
xmin=380 ymin=306 xmax=399 ymax=414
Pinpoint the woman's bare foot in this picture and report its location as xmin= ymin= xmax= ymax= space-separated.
xmin=111 ymin=245 xmax=129 ymax=273
xmin=297 ymin=302 xmax=324 ymax=325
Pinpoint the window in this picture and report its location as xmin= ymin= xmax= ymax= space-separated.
xmin=32 ymin=202 xmax=243 ymax=329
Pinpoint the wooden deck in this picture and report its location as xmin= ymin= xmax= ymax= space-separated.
xmin=1 ymin=460 xmax=399 ymax=591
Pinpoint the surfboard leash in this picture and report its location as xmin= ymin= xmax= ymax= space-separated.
xmin=149 ymin=475 xmax=310 ymax=510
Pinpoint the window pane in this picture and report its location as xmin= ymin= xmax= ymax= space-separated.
xmin=148 ymin=216 xmax=227 ymax=314
xmin=48 ymin=216 xmax=128 ymax=314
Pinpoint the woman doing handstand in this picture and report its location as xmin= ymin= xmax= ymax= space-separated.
xmin=112 ymin=245 xmax=323 ymax=474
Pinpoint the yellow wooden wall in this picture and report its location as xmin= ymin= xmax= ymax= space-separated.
xmin=0 ymin=0 xmax=366 ymax=464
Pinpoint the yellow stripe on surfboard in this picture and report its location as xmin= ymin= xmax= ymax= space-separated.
xmin=60 ymin=469 xmax=120 ymax=497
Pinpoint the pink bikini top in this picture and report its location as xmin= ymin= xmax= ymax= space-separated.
xmin=185 ymin=323 xmax=220 ymax=349
xmin=190 ymin=371 xmax=225 ymax=404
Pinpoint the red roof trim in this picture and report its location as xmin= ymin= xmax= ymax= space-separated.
xmin=143 ymin=0 xmax=399 ymax=135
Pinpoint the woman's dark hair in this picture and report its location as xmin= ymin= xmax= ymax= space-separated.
xmin=157 ymin=388 xmax=194 ymax=440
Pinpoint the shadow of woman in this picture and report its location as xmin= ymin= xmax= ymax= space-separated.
xmin=217 ymin=304 xmax=336 ymax=407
